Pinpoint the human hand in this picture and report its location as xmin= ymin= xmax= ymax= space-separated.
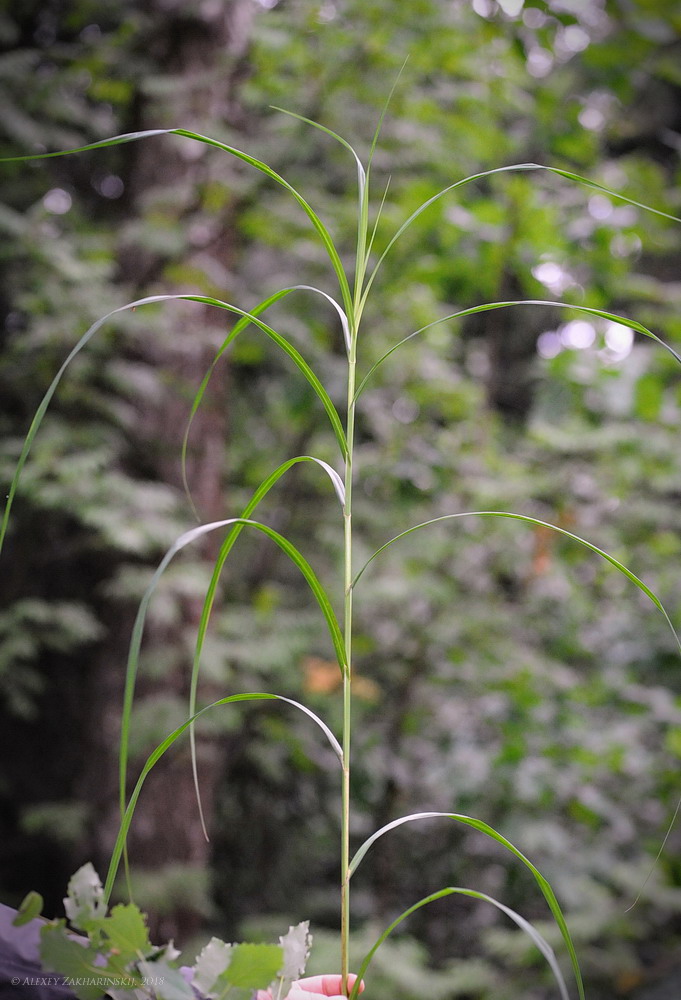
xmin=257 ymin=974 xmax=365 ymax=1000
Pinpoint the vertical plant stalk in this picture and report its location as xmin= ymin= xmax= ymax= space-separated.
xmin=339 ymin=134 xmax=372 ymax=996
xmin=341 ymin=330 xmax=357 ymax=996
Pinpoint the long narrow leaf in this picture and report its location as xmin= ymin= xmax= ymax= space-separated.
xmin=270 ymin=107 xmax=368 ymax=325
xmin=355 ymin=61 xmax=407 ymax=313
xmin=355 ymin=299 xmax=681 ymax=400
xmin=351 ymin=510 xmax=680 ymax=654
xmin=119 ymin=515 xmax=346 ymax=851
xmin=366 ymin=60 xmax=408 ymax=176
xmin=349 ymin=886 xmax=569 ymax=1000
xmin=544 ymin=164 xmax=681 ymax=221
xmin=171 ymin=128 xmax=353 ymax=316
xmin=362 ymin=177 xmax=392 ymax=283
xmin=348 ymin=811 xmax=583 ymax=1000
xmin=188 ymin=456 xmax=345 ymax=839
xmin=362 ymin=162 xmax=681 ymax=308
xmin=180 ymin=286 xmax=291 ymax=518
xmin=625 ymin=793 xmax=681 ymax=913
xmin=1 ymin=294 xmax=347 ymax=555
xmin=0 ymin=128 xmax=353 ymax=321
xmin=106 ymin=692 xmax=341 ymax=903
xmin=272 ymin=108 xmax=366 ymax=198
xmin=181 ymin=284 xmax=349 ymax=517
xmin=151 ymin=293 xmax=348 ymax=457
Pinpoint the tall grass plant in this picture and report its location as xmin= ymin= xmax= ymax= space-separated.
xmin=3 ymin=104 xmax=681 ymax=1000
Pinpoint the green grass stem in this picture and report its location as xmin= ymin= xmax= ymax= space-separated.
xmin=6 ymin=108 xmax=681 ymax=1000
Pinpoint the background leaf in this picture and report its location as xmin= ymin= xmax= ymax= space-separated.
xmin=95 ymin=904 xmax=152 ymax=964
xmin=13 ymin=890 xmax=44 ymax=927
xmin=40 ymin=922 xmax=105 ymax=1000
xmin=224 ymin=943 xmax=283 ymax=990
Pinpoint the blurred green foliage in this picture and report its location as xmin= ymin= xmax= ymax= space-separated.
xmin=2 ymin=1 xmax=681 ymax=998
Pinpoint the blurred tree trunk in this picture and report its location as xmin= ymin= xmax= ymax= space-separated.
xmin=82 ymin=0 xmax=256 ymax=940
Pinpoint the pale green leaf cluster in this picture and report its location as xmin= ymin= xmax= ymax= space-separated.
xmin=17 ymin=865 xmax=306 ymax=1000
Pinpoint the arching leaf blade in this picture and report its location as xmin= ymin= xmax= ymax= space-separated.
xmin=2 ymin=295 xmax=347 ymax=557
xmin=355 ymin=299 xmax=681 ymax=401
xmin=169 ymin=128 xmax=353 ymax=318
xmin=0 ymin=129 xmax=174 ymax=163
xmin=181 ymin=287 xmax=294 ymax=518
xmin=176 ymin=294 xmax=347 ymax=459
xmin=362 ymin=162 xmax=681 ymax=308
xmin=0 ymin=297 xmax=158 ymax=554
xmin=350 ymin=886 xmax=569 ymax=1000
xmin=271 ymin=107 xmax=366 ymax=193
xmin=182 ymin=284 xmax=349 ymax=515
xmin=351 ymin=511 xmax=680 ymax=654
xmin=625 ymin=793 xmax=681 ymax=913
xmin=106 ymin=692 xmax=341 ymax=903
xmin=348 ymin=811 xmax=583 ymax=1000
xmin=0 ymin=128 xmax=353 ymax=321
xmin=118 ymin=515 xmax=345 ymax=873
xmin=120 ymin=517 xmax=346 ymax=795
xmin=542 ymin=163 xmax=681 ymax=224
xmin=270 ymin=107 xmax=368 ymax=319
xmin=188 ymin=456 xmax=345 ymax=839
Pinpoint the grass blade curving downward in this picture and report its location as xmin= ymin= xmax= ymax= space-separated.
xmin=135 ymin=294 xmax=348 ymax=457
xmin=272 ymin=108 xmax=366 ymax=198
xmin=106 ymin=692 xmax=341 ymax=904
xmin=181 ymin=284 xmax=349 ymax=517
xmin=118 ymin=515 xmax=346 ymax=866
xmin=349 ymin=886 xmax=570 ymax=1000
xmin=1 ymin=294 xmax=347 ymax=556
xmin=0 ymin=128 xmax=353 ymax=321
xmin=188 ymin=456 xmax=345 ymax=840
xmin=362 ymin=162 xmax=681 ymax=309
xmin=354 ymin=299 xmax=681 ymax=401
xmin=352 ymin=511 xmax=681 ymax=655
xmin=349 ymin=811 xmax=583 ymax=1000
xmin=269 ymin=108 xmax=369 ymax=321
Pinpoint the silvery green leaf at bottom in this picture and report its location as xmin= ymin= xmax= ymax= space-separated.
xmin=275 ymin=922 xmax=312 ymax=996
xmin=193 ymin=937 xmax=234 ymax=997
